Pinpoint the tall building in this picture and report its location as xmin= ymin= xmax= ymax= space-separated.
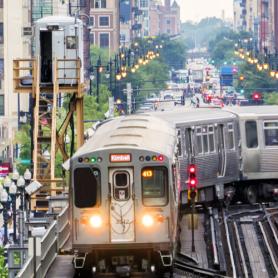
xmin=90 ymin=0 xmax=120 ymax=52
xmin=0 ymin=0 xmax=69 ymax=164
xmin=149 ymin=0 xmax=180 ymax=37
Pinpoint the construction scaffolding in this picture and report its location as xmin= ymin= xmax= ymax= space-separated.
xmin=13 ymin=57 xmax=84 ymax=210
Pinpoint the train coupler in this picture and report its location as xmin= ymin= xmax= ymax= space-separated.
xmin=73 ymin=252 xmax=87 ymax=269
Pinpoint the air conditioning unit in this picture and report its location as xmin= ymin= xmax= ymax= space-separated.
xmin=23 ymin=27 xmax=32 ymax=36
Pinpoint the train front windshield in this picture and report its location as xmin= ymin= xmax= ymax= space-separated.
xmin=141 ymin=166 xmax=168 ymax=206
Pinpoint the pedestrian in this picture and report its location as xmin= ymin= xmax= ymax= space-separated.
xmin=196 ymin=97 xmax=200 ymax=108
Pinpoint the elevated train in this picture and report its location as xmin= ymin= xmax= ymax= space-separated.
xmin=67 ymin=105 xmax=278 ymax=276
xmin=69 ymin=115 xmax=179 ymax=276
xmin=154 ymin=105 xmax=278 ymax=205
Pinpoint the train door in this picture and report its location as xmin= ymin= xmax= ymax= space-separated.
xmin=217 ymin=124 xmax=226 ymax=176
xmin=52 ymin=30 xmax=65 ymax=81
xmin=109 ymin=168 xmax=135 ymax=242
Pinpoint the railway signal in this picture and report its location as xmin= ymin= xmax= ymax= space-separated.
xmin=188 ymin=164 xmax=198 ymax=201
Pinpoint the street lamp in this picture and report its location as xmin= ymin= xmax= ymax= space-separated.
xmin=17 ymin=176 xmax=25 ymax=247
xmin=9 ymin=182 xmax=17 ymax=243
xmin=0 ymin=189 xmax=9 ymax=245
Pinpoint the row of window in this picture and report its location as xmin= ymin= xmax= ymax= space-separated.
xmin=246 ymin=120 xmax=278 ymax=147
xmin=90 ymin=33 xmax=110 ymax=48
xmin=90 ymin=0 xmax=107 ymax=9
xmin=177 ymin=123 xmax=235 ymax=156
xmin=90 ymin=16 xmax=110 ymax=27
xmin=74 ymin=166 xmax=168 ymax=208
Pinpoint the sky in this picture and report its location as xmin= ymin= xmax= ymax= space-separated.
xmin=175 ymin=0 xmax=234 ymax=22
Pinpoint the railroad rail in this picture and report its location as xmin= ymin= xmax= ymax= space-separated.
xmin=223 ymin=204 xmax=278 ymax=278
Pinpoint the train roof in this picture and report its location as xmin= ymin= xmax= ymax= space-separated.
xmin=151 ymin=107 xmax=236 ymax=125
xmin=71 ymin=114 xmax=176 ymax=160
xmin=224 ymin=105 xmax=278 ymax=118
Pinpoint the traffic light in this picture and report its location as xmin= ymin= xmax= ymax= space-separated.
xmin=252 ymin=92 xmax=261 ymax=100
xmin=240 ymin=89 xmax=245 ymax=94
xmin=187 ymin=164 xmax=198 ymax=201
xmin=181 ymin=95 xmax=185 ymax=105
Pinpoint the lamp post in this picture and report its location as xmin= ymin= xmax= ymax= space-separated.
xmin=17 ymin=176 xmax=25 ymax=247
xmin=9 ymin=182 xmax=17 ymax=243
xmin=23 ymin=169 xmax=32 ymax=219
xmin=0 ymin=189 xmax=9 ymax=245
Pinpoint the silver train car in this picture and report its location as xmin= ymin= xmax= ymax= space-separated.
xmin=225 ymin=106 xmax=278 ymax=203
xmin=154 ymin=108 xmax=240 ymax=204
xmin=69 ymin=114 xmax=179 ymax=275
xmin=153 ymin=106 xmax=278 ymax=204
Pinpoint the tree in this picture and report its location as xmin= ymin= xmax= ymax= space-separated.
xmin=0 ymin=247 xmax=8 ymax=277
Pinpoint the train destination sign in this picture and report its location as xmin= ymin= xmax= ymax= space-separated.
xmin=110 ymin=154 xmax=131 ymax=163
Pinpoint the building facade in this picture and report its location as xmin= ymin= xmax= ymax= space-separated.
xmin=90 ymin=0 xmax=120 ymax=52
xmin=233 ymin=0 xmax=277 ymax=53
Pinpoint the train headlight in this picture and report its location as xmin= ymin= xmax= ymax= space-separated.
xmin=89 ymin=215 xmax=102 ymax=228
xmin=142 ymin=215 xmax=154 ymax=227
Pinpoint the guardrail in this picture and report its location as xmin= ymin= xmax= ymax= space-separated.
xmin=16 ymin=205 xmax=70 ymax=278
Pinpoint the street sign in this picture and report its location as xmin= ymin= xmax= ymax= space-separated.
xmin=0 ymin=163 xmax=10 ymax=177
xmin=20 ymin=159 xmax=31 ymax=164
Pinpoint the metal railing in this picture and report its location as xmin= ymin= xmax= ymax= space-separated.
xmin=16 ymin=205 xmax=70 ymax=278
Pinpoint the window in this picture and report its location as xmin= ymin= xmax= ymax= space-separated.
xmin=0 ymin=23 xmax=3 ymax=43
xmin=0 ymin=95 xmax=4 ymax=116
xmin=167 ymin=19 xmax=171 ymax=24
xmin=113 ymin=171 xmax=130 ymax=201
xmin=90 ymin=33 xmax=95 ymax=44
xmin=264 ymin=121 xmax=278 ymax=146
xmin=90 ymin=16 xmax=94 ymax=27
xmin=202 ymin=126 xmax=209 ymax=153
xmin=196 ymin=126 xmax=215 ymax=154
xmin=74 ymin=168 xmax=101 ymax=208
xmin=95 ymin=0 xmax=106 ymax=8
xmin=99 ymin=16 xmax=109 ymax=27
xmin=142 ymin=167 xmax=168 ymax=206
xmin=227 ymin=123 xmax=235 ymax=149
xmin=177 ymin=129 xmax=182 ymax=156
xmin=140 ymin=0 xmax=148 ymax=8
xmin=208 ymin=126 xmax=215 ymax=152
xmin=66 ymin=36 xmax=77 ymax=49
xmin=245 ymin=121 xmax=258 ymax=148
xmin=0 ymin=0 xmax=3 ymax=8
xmin=99 ymin=33 xmax=109 ymax=48
xmin=196 ymin=127 xmax=202 ymax=154
xmin=0 ymin=59 xmax=3 ymax=79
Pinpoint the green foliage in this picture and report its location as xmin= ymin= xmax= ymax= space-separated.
xmin=181 ymin=17 xmax=230 ymax=48
xmin=264 ymin=93 xmax=278 ymax=105
xmin=90 ymin=45 xmax=110 ymax=66
xmin=235 ymin=62 xmax=278 ymax=97
xmin=14 ymin=124 xmax=31 ymax=175
xmin=0 ymin=247 xmax=8 ymax=277
xmin=160 ymin=38 xmax=187 ymax=70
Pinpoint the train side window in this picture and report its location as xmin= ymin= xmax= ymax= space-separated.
xmin=227 ymin=123 xmax=235 ymax=149
xmin=142 ymin=167 xmax=168 ymax=206
xmin=245 ymin=121 xmax=258 ymax=148
xmin=202 ymin=126 xmax=209 ymax=153
xmin=196 ymin=127 xmax=202 ymax=154
xmin=208 ymin=125 xmax=215 ymax=152
xmin=177 ymin=129 xmax=182 ymax=157
xmin=264 ymin=121 xmax=278 ymax=146
xmin=74 ymin=168 xmax=101 ymax=208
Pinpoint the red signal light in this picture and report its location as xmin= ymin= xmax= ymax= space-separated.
xmin=190 ymin=178 xmax=197 ymax=187
xmin=252 ymin=92 xmax=262 ymax=100
xmin=189 ymin=165 xmax=196 ymax=174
